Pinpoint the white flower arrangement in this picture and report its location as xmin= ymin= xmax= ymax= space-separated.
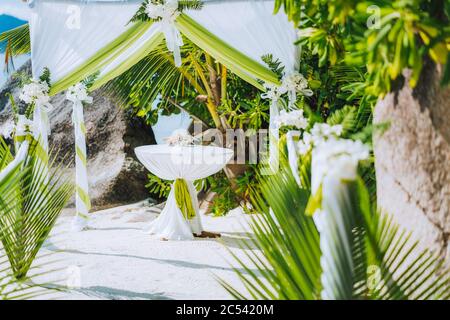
xmin=261 ymin=83 xmax=287 ymax=101
xmin=66 ymin=83 xmax=93 ymax=103
xmin=262 ymin=72 xmax=313 ymax=104
xmin=274 ymin=109 xmax=309 ymax=130
xmin=312 ymin=137 xmax=369 ymax=192
xmin=19 ymin=79 xmax=51 ymax=106
xmin=0 ymin=121 xmax=15 ymax=139
xmin=0 ymin=115 xmax=35 ymax=140
xmin=145 ymin=0 xmax=179 ymax=23
xmin=15 ymin=115 xmax=34 ymax=137
xmin=298 ymin=123 xmax=343 ymax=155
xmin=282 ymin=72 xmax=314 ymax=98
xmin=164 ymin=129 xmax=198 ymax=146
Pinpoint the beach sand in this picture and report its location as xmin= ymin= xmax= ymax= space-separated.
xmin=28 ymin=202 xmax=260 ymax=300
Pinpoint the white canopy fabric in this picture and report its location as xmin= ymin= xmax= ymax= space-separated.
xmin=29 ymin=0 xmax=146 ymax=82
xmin=29 ymin=0 xmax=298 ymax=85
xmin=186 ymin=1 xmax=298 ymax=72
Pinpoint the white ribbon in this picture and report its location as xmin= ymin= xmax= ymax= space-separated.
xmin=160 ymin=19 xmax=183 ymax=67
xmin=32 ymin=101 xmax=53 ymax=154
xmin=286 ymin=131 xmax=302 ymax=186
xmin=146 ymin=0 xmax=183 ymax=67
xmin=262 ymin=84 xmax=284 ymax=174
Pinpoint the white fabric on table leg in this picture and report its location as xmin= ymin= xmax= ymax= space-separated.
xmin=147 ymin=187 xmax=194 ymax=241
xmin=136 ymin=145 xmax=233 ymax=240
xmin=186 ymin=180 xmax=203 ymax=235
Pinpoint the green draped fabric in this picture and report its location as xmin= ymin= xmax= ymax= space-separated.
xmin=45 ymin=12 xmax=281 ymax=95
xmin=174 ymin=179 xmax=196 ymax=220
xmin=176 ymin=14 xmax=280 ymax=89
xmin=50 ymin=21 xmax=155 ymax=95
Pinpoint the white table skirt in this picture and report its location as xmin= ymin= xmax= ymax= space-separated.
xmin=135 ymin=145 xmax=234 ymax=240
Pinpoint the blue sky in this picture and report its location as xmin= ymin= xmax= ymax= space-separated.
xmin=0 ymin=0 xmax=30 ymax=21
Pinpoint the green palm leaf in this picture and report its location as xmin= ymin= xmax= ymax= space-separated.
xmin=0 ymin=137 xmax=73 ymax=280
xmin=0 ymin=24 xmax=30 ymax=56
xmin=223 ymin=148 xmax=450 ymax=300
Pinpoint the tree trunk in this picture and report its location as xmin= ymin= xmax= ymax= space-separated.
xmin=374 ymin=60 xmax=450 ymax=265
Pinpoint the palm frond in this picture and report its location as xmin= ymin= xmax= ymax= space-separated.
xmin=223 ymin=153 xmax=321 ymax=300
xmin=0 ymin=24 xmax=30 ymax=72
xmin=102 ymin=38 xmax=208 ymax=123
xmin=326 ymin=105 xmax=357 ymax=137
xmin=0 ymin=137 xmax=73 ymax=280
xmin=0 ymin=24 xmax=31 ymax=56
xmin=223 ymin=147 xmax=450 ymax=300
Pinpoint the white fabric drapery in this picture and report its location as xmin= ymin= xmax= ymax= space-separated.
xmin=186 ymin=0 xmax=298 ymax=71
xmin=29 ymin=0 xmax=298 ymax=84
xmin=29 ymin=0 xmax=144 ymax=82
xmin=135 ymin=145 xmax=233 ymax=240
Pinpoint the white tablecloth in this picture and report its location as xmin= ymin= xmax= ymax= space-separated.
xmin=135 ymin=145 xmax=234 ymax=240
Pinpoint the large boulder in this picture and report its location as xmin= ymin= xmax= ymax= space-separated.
xmin=374 ymin=60 xmax=450 ymax=265
xmin=0 ymin=61 xmax=156 ymax=210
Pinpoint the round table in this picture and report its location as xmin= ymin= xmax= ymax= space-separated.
xmin=135 ymin=145 xmax=234 ymax=240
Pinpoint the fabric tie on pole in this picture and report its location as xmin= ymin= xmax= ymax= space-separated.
xmin=67 ymin=83 xmax=93 ymax=232
xmin=146 ymin=0 xmax=183 ymax=67
xmin=286 ymin=130 xmax=302 ymax=186
xmin=32 ymin=101 xmax=53 ymax=155
xmin=14 ymin=115 xmax=34 ymax=148
xmin=262 ymin=83 xmax=285 ymax=174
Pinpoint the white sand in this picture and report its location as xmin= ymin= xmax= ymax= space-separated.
xmin=30 ymin=202 xmax=261 ymax=300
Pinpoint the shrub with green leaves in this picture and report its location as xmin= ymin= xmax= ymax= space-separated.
xmin=276 ymin=0 xmax=449 ymax=95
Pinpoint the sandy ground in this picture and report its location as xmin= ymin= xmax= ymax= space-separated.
xmin=27 ymin=201 xmax=260 ymax=300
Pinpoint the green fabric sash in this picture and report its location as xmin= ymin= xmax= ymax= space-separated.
xmin=176 ymin=14 xmax=280 ymax=89
xmin=174 ymin=179 xmax=196 ymax=220
xmin=47 ymin=13 xmax=280 ymax=95
xmin=50 ymin=21 xmax=155 ymax=96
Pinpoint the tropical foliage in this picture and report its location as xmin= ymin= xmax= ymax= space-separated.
xmin=275 ymin=0 xmax=449 ymax=93
xmin=222 ymin=150 xmax=450 ymax=300
xmin=219 ymin=0 xmax=449 ymax=289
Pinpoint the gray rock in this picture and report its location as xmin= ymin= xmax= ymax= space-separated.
xmin=374 ymin=60 xmax=450 ymax=265
xmin=0 ymin=61 xmax=156 ymax=210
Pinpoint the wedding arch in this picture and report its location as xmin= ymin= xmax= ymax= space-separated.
xmin=6 ymin=0 xmax=299 ymax=228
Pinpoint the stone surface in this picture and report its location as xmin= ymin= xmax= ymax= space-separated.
xmin=374 ymin=61 xmax=450 ymax=264
xmin=0 ymin=61 xmax=156 ymax=210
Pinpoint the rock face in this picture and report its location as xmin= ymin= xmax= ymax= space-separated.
xmin=0 ymin=61 xmax=156 ymax=210
xmin=374 ymin=61 xmax=450 ymax=265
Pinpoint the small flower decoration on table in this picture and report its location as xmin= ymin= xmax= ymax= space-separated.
xmin=164 ymin=129 xmax=198 ymax=146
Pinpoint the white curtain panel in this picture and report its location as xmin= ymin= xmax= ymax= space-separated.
xmin=29 ymin=0 xmax=154 ymax=81
xmin=30 ymin=0 xmax=298 ymax=82
xmin=189 ymin=0 xmax=299 ymax=73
